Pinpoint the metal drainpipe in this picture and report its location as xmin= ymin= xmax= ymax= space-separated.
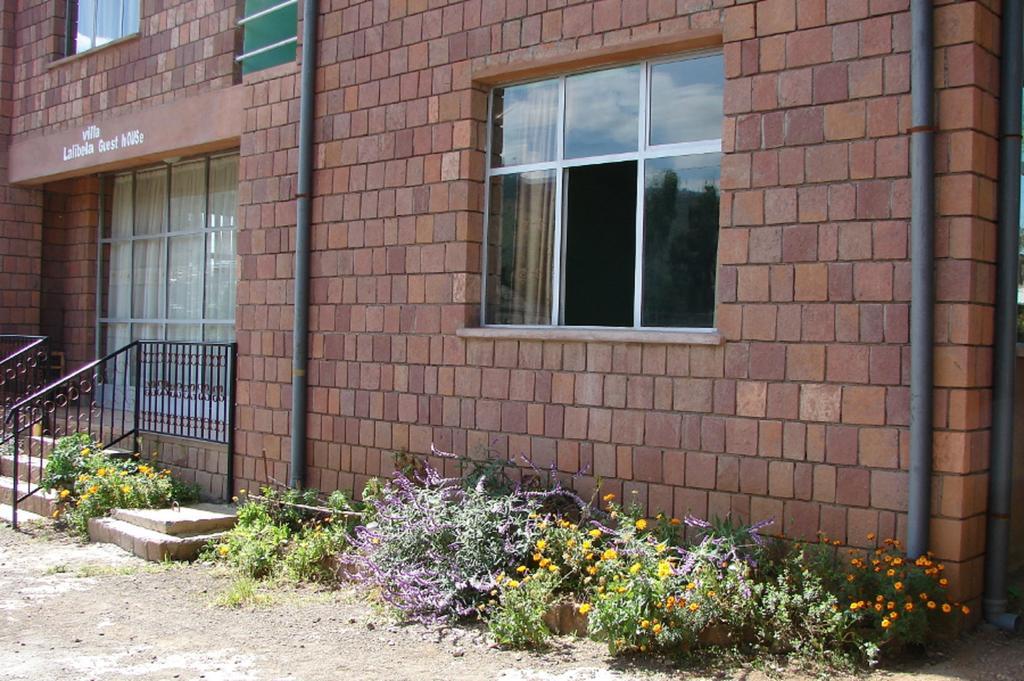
xmin=983 ymin=0 xmax=1023 ymax=633
xmin=907 ymin=0 xmax=935 ymax=560
xmin=290 ymin=0 xmax=317 ymax=489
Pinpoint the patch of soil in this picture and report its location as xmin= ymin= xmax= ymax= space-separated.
xmin=0 ymin=525 xmax=1021 ymax=681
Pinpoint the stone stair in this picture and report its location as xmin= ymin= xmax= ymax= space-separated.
xmin=88 ymin=503 xmax=237 ymax=561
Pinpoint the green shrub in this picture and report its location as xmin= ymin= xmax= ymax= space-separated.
xmin=206 ymin=486 xmax=352 ymax=583
xmin=487 ymin=569 xmax=559 ymax=648
xmin=40 ymin=433 xmax=103 ymax=492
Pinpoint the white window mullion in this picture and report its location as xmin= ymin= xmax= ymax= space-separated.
xmin=481 ymin=90 xmax=494 ymax=325
xmin=551 ymin=76 xmax=567 ymax=326
xmin=632 ymin=63 xmax=649 ymax=328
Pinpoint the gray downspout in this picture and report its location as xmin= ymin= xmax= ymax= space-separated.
xmin=290 ymin=0 xmax=317 ymax=489
xmin=907 ymin=0 xmax=935 ymax=560
xmin=984 ymin=0 xmax=1023 ymax=633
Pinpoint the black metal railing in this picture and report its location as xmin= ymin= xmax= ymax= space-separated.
xmin=3 ymin=340 xmax=237 ymax=527
xmin=0 ymin=336 xmax=49 ymax=443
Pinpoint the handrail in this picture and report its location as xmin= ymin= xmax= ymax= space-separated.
xmin=3 ymin=341 xmax=131 ymax=424
xmin=1 ymin=336 xmax=50 ymax=444
xmin=0 ymin=335 xmax=46 ymax=365
xmin=5 ymin=340 xmax=237 ymax=528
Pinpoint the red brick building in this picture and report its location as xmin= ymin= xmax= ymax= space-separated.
xmin=0 ymin=0 xmax=1020 ymax=618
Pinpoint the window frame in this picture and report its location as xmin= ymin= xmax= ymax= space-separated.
xmin=65 ymin=0 xmax=140 ymax=57
xmin=96 ymin=152 xmax=239 ymax=353
xmin=481 ymin=51 xmax=724 ymax=332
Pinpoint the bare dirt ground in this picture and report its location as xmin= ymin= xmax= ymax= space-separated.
xmin=0 ymin=525 xmax=1022 ymax=681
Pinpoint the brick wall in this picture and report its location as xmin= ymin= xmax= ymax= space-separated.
xmin=0 ymin=6 xmax=42 ymax=334
xmin=228 ymin=0 xmax=1005 ymax=608
xmin=11 ymin=0 xmax=243 ymax=137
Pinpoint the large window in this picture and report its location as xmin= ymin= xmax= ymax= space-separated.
xmin=237 ymin=0 xmax=298 ymax=75
xmin=67 ymin=0 xmax=140 ymax=55
xmin=100 ymin=154 xmax=238 ymax=352
xmin=484 ymin=54 xmax=723 ymax=329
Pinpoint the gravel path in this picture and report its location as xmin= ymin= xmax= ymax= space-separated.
xmin=0 ymin=524 xmax=1021 ymax=681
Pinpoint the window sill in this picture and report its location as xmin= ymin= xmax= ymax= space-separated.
xmin=48 ymin=33 xmax=141 ymax=70
xmin=456 ymin=326 xmax=723 ymax=346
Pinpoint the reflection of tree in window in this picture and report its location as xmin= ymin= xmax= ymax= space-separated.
xmin=643 ymin=159 xmax=720 ymax=328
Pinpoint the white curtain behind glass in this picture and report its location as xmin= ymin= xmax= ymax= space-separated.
xmin=132 ymin=169 xmax=166 ymax=329
xmin=108 ymin=175 xmax=133 ymax=319
xmin=168 ymin=162 xmax=205 ymax=327
xmin=206 ymin=156 xmax=237 ymax=329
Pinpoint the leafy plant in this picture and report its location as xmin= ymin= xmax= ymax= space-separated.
xmin=40 ymin=433 xmax=103 ymax=492
xmin=351 ymin=466 xmax=541 ymax=622
xmin=486 ymin=569 xmax=559 ymax=648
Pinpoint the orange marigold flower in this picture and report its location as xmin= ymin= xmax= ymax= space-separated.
xmin=881 ymin=619 xmax=891 ymax=629
xmin=927 ymin=601 xmax=937 ymax=609
xmin=961 ymin=605 xmax=971 ymax=615
xmin=942 ymin=603 xmax=952 ymax=613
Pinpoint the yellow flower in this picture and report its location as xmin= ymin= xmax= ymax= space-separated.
xmin=670 ymin=518 xmax=681 ymax=526
xmin=96 ymin=468 xmax=106 ymax=477
xmin=655 ymin=543 xmax=666 ymax=553
xmin=629 ymin=562 xmax=642 ymax=575
xmin=942 ymin=603 xmax=952 ymax=613
xmin=540 ymin=558 xmax=551 ymax=568
xmin=589 ymin=529 xmax=602 ymax=539
xmin=652 ymin=623 xmax=663 ymax=634
xmin=516 ymin=565 xmax=527 ymax=573
xmin=81 ymin=448 xmax=91 ymax=456
xmin=59 ymin=489 xmax=70 ymax=499
xmin=547 ymin=564 xmax=559 ymax=573
xmin=120 ymin=485 xmax=131 ymax=494
xmin=640 ymin=619 xmax=650 ymax=629
xmin=602 ymin=493 xmax=615 ymax=502
xmin=587 ymin=566 xmax=598 ymax=575
xmin=88 ymin=485 xmax=99 ymax=494
xmin=688 ymin=602 xmax=699 ymax=611
xmin=686 ymin=582 xmax=696 ymax=591
xmin=506 ymin=580 xmax=520 ymax=589
xmin=894 ymin=581 xmax=904 ymax=591
xmin=657 ymin=561 xmax=672 ymax=579
xmin=927 ymin=601 xmax=936 ymax=610
xmin=51 ymin=510 xmax=60 ymax=518
xmin=218 ymin=545 xmax=230 ymax=556
xmin=582 ymin=540 xmax=593 ymax=550
xmin=578 ymin=603 xmax=591 ymax=615
xmin=867 ymin=532 xmax=876 ymax=540
xmin=961 ymin=605 xmax=970 ymax=615
xmin=939 ymin=578 xmax=949 ymax=587
xmin=904 ymin=602 xmax=914 ymax=612
xmin=635 ymin=519 xmax=648 ymax=531
xmin=601 ymin=549 xmax=618 ymax=561
xmin=536 ymin=539 xmax=547 ymax=552
xmin=881 ymin=619 xmax=891 ymax=629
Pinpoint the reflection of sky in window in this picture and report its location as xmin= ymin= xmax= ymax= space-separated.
xmin=565 ymin=65 xmax=641 ymax=158
xmin=645 ymin=153 xmax=722 ymax=191
xmin=492 ymin=80 xmax=558 ymax=167
xmin=650 ymin=55 xmax=724 ymax=145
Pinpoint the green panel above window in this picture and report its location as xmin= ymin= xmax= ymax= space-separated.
xmin=240 ymin=0 xmax=298 ymax=75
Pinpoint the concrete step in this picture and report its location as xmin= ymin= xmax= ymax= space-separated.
xmin=0 ymin=475 xmax=58 ymax=518
xmin=110 ymin=503 xmax=236 ymax=537
xmin=88 ymin=516 xmax=226 ymax=561
xmin=0 ymin=454 xmax=46 ymax=482
xmin=0 ymin=502 xmax=45 ymax=525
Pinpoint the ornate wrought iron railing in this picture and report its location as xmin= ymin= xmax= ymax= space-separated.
xmin=0 ymin=336 xmax=49 ymax=443
xmin=3 ymin=340 xmax=237 ymax=527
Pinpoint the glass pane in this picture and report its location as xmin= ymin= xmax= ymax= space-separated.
xmin=242 ymin=0 xmax=298 ymax=74
xmin=107 ymin=242 xmax=132 ymax=318
xmin=76 ymin=0 xmax=95 ymax=52
xmin=204 ymin=324 xmax=235 ymax=342
xmin=564 ymin=65 xmax=640 ymax=159
xmin=563 ymin=161 xmax=637 ymax=327
xmin=132 ymin=323 xmax=162 ymax=341
xmin=208 ymin=156 xmax=238 ymax=230
xmin=122 ymin=0 xmax=139 ymax=35
xmin=650 ymin=55 xmax=724 ymax=146
xmin=490 ymin=80 xmax=559 ymax=168
xmin=134 ymin=168 xmax=167 ymax=235
xmin=170 ymin=161 xmax=206 ymax=232
xmin=641 ymin=154 xmax=721 ymax=328
xmin=168 ymin=235 xmax=204 ymax=319
xmin=94 ymin=0 xmax=122 ymax=46
xmin=205 ymin=230 xmax=236 ymax=321
xmin=132 ymin=238 xmax=165 ymax=318
xmin=105 ymin=323 xmax=130 ymax=354
xmin=111 ymin=174 xmax=133 ymax=238
xmin=167 ymin=324 xmax=202 ymax=341
xmin=485 ymin=171 xmax=556 ymax=325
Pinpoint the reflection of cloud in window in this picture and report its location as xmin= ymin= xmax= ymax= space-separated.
xmin=565 ymin=66 xmax=640 ymax=157
xmin=495 ymin=81 xmax=558 ymax=166
xmin=650 ymin=57 xmax=723 ymax=145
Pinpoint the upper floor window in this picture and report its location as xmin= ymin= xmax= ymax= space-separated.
xmin=67 ymin=0 xmax=140 ymax=55
xmin=483 ymin=54 xmax=724 ymax=330
xmin=237 ymin=0 xmax=298 ymax=75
